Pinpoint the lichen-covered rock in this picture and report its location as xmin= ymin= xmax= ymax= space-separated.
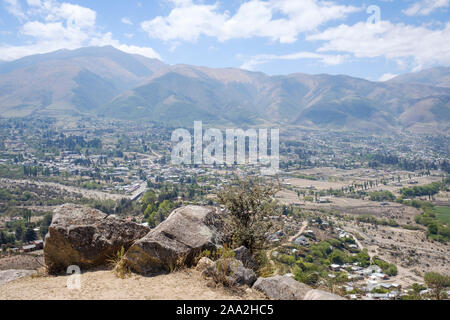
xmin=196 ymin=257 xmax=214 ymax=272
xmin=303 ymin=289 xmax=346 ymax=300
xmin=124 ymin=206 xmax=226 ymax=275
xmin=252 ymin=275 xmax=312 ymax=300
xmin=203 ymin=258 xmax=257 ymax=287
xmin=233 ymin=246 xmax=257 ymax=270
xmin=44 ymin=204 xmax=149 ymax=274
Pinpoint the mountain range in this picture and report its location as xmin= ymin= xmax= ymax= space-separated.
xmin=0 ymin=46 xmax=449 ymax=133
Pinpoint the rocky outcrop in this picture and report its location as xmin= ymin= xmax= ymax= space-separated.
xmin=44 ymin=204 xmax=149 ymax=274
xmin=252 ymin=275 xmax=312 ymax=300
xmin=196 ymin=257 xmax=214 ymax=272
xmin=234 ymin=246 xmax=257 ymax=270
xmin=124 ymin=206 xmax=227 ymax=275
xmin=304 ymin=289 xmax=347 ymax=300
xmin=252 ymin=275 xmax=346 ymax=300
xmin=203 ymin=258 xmax=257 ymax=287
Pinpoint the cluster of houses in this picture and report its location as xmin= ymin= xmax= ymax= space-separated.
xmin=7 ymin=240 xmax=44 ymax=254
xmin=268 ymin=218 xmax=410 ymax=300
xmin=328 ymin=263 xmax=402 ymax=300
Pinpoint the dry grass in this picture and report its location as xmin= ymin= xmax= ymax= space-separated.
xmin=107 ymin=247 xmax=130 ymax=279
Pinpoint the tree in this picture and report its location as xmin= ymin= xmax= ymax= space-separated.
xmin=42 ymin=213 xmax=53 ymax=227
xmin=0 ymin=231 xmax=8 ymax=245
xmin=39 ymin=225 xmax=49 ymax=238
xmin=23 ymin=227 xmax=37 ymax=242
xmin=15 ymin=225 xmax=23 ymax=242
xmin=22 ymin=209 xmax=32 ymax=223
xmin=156 ymin=200 xmax=175 ymax=223
xmin=39 ymin=213 xmax=52 ymax=239
xmin=427 ymin=222 xmax=438 ymax=235
xmin=218 ymin=178 xmax=278 ymax=253
xmin=330 ymin=250 xmax=347 ymax=265
xmin=142 ymin=191 xmax=157 ymax=208
xmin=424 ymin=272 xmax=450 ymax=300
xmin=411 ymin=283 xmax=426 ymax=295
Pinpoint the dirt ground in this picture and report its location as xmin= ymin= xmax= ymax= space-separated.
xmin=0 ymin=269 xmax=266 ymax=300
xmin=0 ymin=178 xmax=126 ymax=201
xmin=0 ymin=254 xmax=44 ymax=271
xmin=343 ymin=222 xmax=450 ymax=286
xmin=283 ymin=178 xmax=346 ymax=191
xmin=276 ymin=190 xmax=421 ymax=224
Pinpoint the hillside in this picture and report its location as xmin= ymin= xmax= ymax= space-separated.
xmin=0 ymin=46 xmax=165 ymax=117
xmin=390 ymin=67 xmax=450 ymax=88
xmin=108 ymin=67 xmax=450 ymax=131
xmin=0 ymin=46 xmax=449 ymax=132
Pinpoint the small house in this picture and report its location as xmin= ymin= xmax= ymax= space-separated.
xmin=330 ymin=264 xmax=341 ymax=271
xmin=22 ymin=244 xmax=36 ymax=253
xmin=33 ymin=240 xmax=44 ymax=250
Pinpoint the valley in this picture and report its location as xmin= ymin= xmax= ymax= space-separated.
xmin=0 ymin=113 xmax=448 ymax=300
xmin=0 ymin=47 xmax=448 ymax=301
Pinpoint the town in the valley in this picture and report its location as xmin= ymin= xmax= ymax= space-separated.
xmin=0 ymin=116 xmax=449 ymax=300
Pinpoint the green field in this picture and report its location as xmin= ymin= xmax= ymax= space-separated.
xmin=434 ymin=206 xmax=450 ymax=224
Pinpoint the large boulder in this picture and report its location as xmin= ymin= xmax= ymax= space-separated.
xmin=304 ymin=289 xmax=346 ymax=300
xmin=44 ymin=204 xmax=149 ymax=274
xmin=203 ymin=258 xmax=257 ymax=287
xmin=252 ymin=275 xmax=312 ymax=300
xmin=124 ymin=206 xmax=227 ymax=275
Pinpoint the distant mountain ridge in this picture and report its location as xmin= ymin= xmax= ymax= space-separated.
xmin=389 ymin=67 xmax=450 ymax=88
xmin=0 ymin=46 xmax=166 ymax=118
xmin=0 ymin=46 xmax=449 ymax=133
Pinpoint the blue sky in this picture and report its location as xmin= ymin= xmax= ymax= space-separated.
xmin=1 ymin=0 xmax=450 ymax=81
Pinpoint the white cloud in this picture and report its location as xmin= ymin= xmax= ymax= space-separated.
xmin=403 ymin=0 xmax=450 ymax=16
xmin=121 ymin=17 xmax=133 ymax=25
xmin=307 ymin=21 xmax=450 ymax=70
xmin=141 ymin=0 xmax=360 ymax=43
xmin=241 ymin=51 xmax=348 ymax=70
xmin=378 ymin=73 xmax=397 ymax=82
xmin=90 ymin=32 xmax=161 ymax=60
xmin=3 ymin=0 xmax=27 ymax=20
xmin=0 ymin=0 xmax=161 ymax=61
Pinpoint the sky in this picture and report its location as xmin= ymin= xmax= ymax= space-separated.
xmin=0 ymin=0 xmax=450 ymax=81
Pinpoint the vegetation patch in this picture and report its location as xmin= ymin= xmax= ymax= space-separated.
xmin=434 ymin=206 xmax=450 ymax=224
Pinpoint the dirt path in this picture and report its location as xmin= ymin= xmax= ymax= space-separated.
xmin=0 ymin=269 xmax=265 ymax=300
xmin=288 ymin=221 xmax=309 ymax=242
xmin=267 ymin=221 xmax=309 ymax=276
